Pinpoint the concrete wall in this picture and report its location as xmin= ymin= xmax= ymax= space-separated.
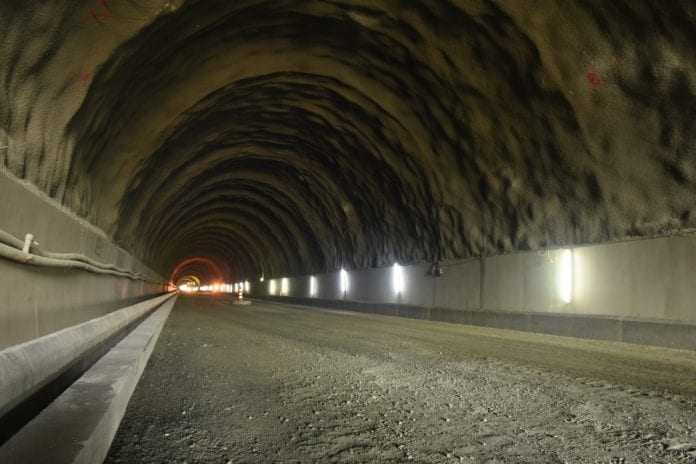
xmin=0 ymin=169 xmax=164 ymax=349
xmin=252 ymin=234 xmax=696 ymax=349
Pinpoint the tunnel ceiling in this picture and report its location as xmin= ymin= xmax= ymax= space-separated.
xmin=1 ymin=0 xmax=695 ymax=282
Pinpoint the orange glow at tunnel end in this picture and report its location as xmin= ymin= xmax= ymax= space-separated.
xmin=171 ymin=256 xmax=226 ymax=287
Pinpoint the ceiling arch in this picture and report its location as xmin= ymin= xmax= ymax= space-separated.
xmin=1 ymin=1 xmax=694 ymax=281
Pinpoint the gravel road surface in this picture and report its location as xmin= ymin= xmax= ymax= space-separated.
xmin=106 ymin=295 xmax=696 ymax=463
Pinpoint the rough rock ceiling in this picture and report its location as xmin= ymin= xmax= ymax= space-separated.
xmin=1 ymin=0 xmax=695 ymax=283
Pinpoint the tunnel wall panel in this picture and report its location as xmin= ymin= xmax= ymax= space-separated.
xmin=0 ymin=170 xmax=164 ymax=349
xmin=433 ymin=260 xmax=480 ymax=311
xmin=255 ymin=233 xmax=696 ymax=349
xmin=573 ymin=237 xmax=696 ymax=321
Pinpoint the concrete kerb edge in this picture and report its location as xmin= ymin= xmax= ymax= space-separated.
xmin=0 ymin=295 xmax=177 ymax=463
xmin=253 ymin=296 xmax=696 ymax=351
xmin=0 ymin=292 xmax=175 ymax=418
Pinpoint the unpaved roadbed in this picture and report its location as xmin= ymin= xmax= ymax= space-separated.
xmin=107 ymin=296 xmax=696 ymax=463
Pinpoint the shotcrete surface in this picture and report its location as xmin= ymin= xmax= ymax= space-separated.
xmin=107 ymin=296 xmax=696 ymax=463
xmin=2 ymin=1 xmax=695 ymax=282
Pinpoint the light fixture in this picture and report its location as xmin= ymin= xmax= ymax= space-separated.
xmin=340 ymin=268 xmax=349 ymax=295
xmin=310 ymin=276 xmax=317 ymax=297
xmin=281 ymin=278 xmax=289 ymax=296
xmin=393 ymin=263 xmax=403 ymax=294
xmin=269 ymin=280 xmax=276 ymax=295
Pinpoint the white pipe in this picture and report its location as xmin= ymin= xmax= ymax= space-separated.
xmin=0 ymin=241 xmax=153 ymax=280
xmin=0 ymin=229 xmax=156 ymax=282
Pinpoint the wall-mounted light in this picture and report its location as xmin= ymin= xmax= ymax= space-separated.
xmin=281 ymin=278 xmax=289 ymax=296
xmin=244 ymin=281 xmax=250 ymax=292
xmin=269 ymin=280 xmax=276 ymax=295
xmin=393 ymin=263 xmax=404 ymax=294
xmin=559 ymin=249 xmax=573 ymax=303
xmin=340 ymin=268 xmax=349 ymax=296
xmin=310 ymin=276 xmax=317 ymax=297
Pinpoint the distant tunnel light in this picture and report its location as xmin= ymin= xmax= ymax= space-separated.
xmin=559 ymin=249 xmax=573 ymax=303
xmin=340 ymin=268 xmax=349 ymax=295
xmin=269 ymin=280 xmax=276 ymax=295
xmin=178 ymin=283 xmax=195 ymax=292
xmin=281 ymin=278 xmax=289 ymax=296
xmin=392 ymin=263 xmax=404 ymax=294
xmin=310 ymin=276 xmax=317 ymax=297
xmin=244 ymin=281 xmax=250 ymax=292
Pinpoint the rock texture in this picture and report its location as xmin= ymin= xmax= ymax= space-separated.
xmin=1 ymin=0 xmax=695 ymax=282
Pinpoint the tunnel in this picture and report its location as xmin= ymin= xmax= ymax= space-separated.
xmin=1 ymin=1 xmax=696 ymax=462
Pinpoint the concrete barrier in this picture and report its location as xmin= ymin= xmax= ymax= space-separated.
xmin=0 ymin=293 xmax=174 ymax=421
xmin=0 ymin=295 xmax=176 ymax=463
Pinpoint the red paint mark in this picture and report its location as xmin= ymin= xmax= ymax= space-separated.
xmin=586 ymin=72 xmax=601 ymax=87
xmin=78 ymin=69 xmax=93 ymax=86
xmin=176 ymin=100 xmax=189 ymax=112
xmin=89 ymin=8 xmax=109 ymax=22
xmin=89 ymin=0 xmax=110 ymax=22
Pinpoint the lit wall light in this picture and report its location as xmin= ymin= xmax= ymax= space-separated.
xmin=281 ymin=278 xmax=289 ymax=296
xmin=310 ymin=276 xmax=317 ymax=297
xmin=392 ymin=263 xmax=404 ymax=294
xmin=244 ymin=281 xmax=250 ymax=292
xmin=340 ymin=268 xmax=349 ymax=296
xmin=269 ymin=280 xmax=276 ymax=295
xmin=559 ymin=249 xmax=573 ymax=303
